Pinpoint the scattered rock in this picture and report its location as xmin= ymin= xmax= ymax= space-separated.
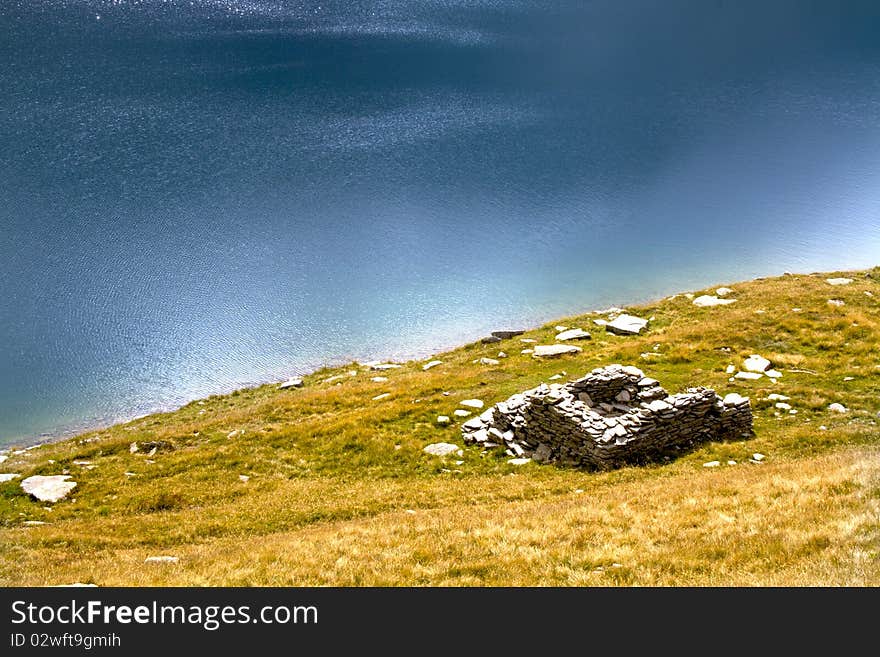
xmin=129 ymin=442 xmax=139 ymax=454
xmin=453 ymin=410 xmax=471 ymax=418
xmin=605 ymin=314 xmax=649 ymax=336
xmin=715 ymin=287 xmax=734 ymax=297
xmin=692 ymin=295 xmax=736 ymax=307
xmin=775 ymin=402 xmax=792 ymax=411
xmin=827 ymin=299 xmax=845 ymax=307
xmin=843 ymin=376 xmax=855 ymax=382
xmin=825 ymin=277 xmax=853 ymax=285
xmin=751 ymin=453 xmax=765 ymax=462
xmin=727 ymin=460 xmax=737 ymax=465
xmin=278 ymin=378 xmax=304 ymax=389
xmin=370 ymin=376 xmax=388 ymax=382
xmin=507 ymin=458 xmax=531 ymax=466
xmin=725 ymin=365 xmax=736 ymax=374
xmin=828 ymin=403 xmax=848 ymax=413
xmin=497 ymin=352 xmax=508 ymax=358
xmin=765 ymin=369 xmax=782 ymax=379
xmin=370 ymin=363 xmax=403 ymax=371
xmin=534 ymin=344 xmax=582 ymax=357
xmin=144 ymin=556 xmax=179 ymax=564
xmin=436 ymin=416 xmax=451 ymax=425
xmin=767 ymin=393 xmax=790 ymax=401
xmin=238 ymin=474 xmax=250 ymax=483
xmin=322 ymin=375 xmax=345 ymax=383
xmin=555 ymin=325 xmax=568 ymax=332
xmin=0 ymin=455 xmax=7 ymax=464
xmin=549 ymin=374 xmax=563 ymax=381
xmin=593 ymin=319 xmax=608 ymax=326
xmin=422 ymin=360 xmax=443 ymax=371
xmin=481 ymin=336 xmax=502 ymax=344
xmin=0 ymin=473 xmax=21 ymax=483
xmin=423 ymin=443 xmax=462 ymax=457
xmin=734 ymin=371 xmax=763 ymax=380
xmin=20 ymin=475 xmax=77 ymax=503
xmin=556 ymin=328 xmax=591 ymax=341
xmin=23 ymin=521 xmax=48 ymax=526
xmin=520 ymin=338 xmax=537 ymax=343
xmin=372 ymin=393 xmax=391 ymax=401
xmin=491 ymin=330 xmax=525 ymax=340
xmin=743 ymin=355 xmax=772 ymax=373
xmin=819 ymin=425 xmax=828 ymax=431
xmin=460 ymin=399 xmax=485 ymax=409
xmin=703 ymin=461 xmax=721 ymax=467
xmin=521 ymin=349 xmax=534 ymax=355
xmin=479 ymin=358 xmax=500 ymax=366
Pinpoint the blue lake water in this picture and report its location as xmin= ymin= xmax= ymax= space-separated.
xmin=2 ymin=1 xmax=880 ymax=446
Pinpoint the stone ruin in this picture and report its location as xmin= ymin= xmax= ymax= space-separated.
xmin=461 ymin=365 xmax=753 ymax=470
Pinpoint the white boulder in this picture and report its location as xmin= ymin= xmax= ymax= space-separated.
xmin=605 ymin=314 xmax=649 ymax=335
xmin=692 ymin=295 xmax=736 ymax=307
xmin=20 ymin=475 xmax=77 ymax=503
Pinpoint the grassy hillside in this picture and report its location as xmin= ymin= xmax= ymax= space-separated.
xmin=1 ymin=268 xmax=879 ymax=586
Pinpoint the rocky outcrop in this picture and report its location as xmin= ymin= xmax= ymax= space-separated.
xmin=461 ymin=365 xmax=753 ymax=470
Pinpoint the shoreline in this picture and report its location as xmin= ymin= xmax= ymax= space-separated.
xmin=1 ymin=264 xmax=866 ymax=452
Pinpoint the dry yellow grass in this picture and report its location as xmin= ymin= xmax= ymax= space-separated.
xmin=1 ymin=267 xmax=879 ymax=586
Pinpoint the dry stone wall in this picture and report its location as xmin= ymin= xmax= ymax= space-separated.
xmin=461 ymin=365 xmax=753 ymax=470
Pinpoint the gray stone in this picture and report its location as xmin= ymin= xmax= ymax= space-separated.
xmin=422 ymin=360 xmax=443 ymax=371
xmin=453 ymin=409 xmax=471 ymax=418
xmin=460 ymin=399 xmax=485 ymax=409
xmin=479 ymin=357 xmax=500 ymax=366
xmin=370 ymin=376 xmax=389 ymax=382
xmin=20 ymin=475 xmax=77 ymax=503
xmin=828 ymin=403 xmax=848 ymax=413
xmin=734 ymin=371 xmax=763 ymax=380
xmin=491 ymin=330 xmax=525 ymax=340
xmin=372 ymin=393 xmax=391 ymax=401
xmin=534 ymin=344 xmax=582 ymax=357
xmin=436 ymin=415 xmax=452 ymax=425
xmin=715 ymin=287 xmax=734 ymax=297
xmin=481 ymin=336 xmax=502 ymax=344
xmin=278 ymin=378 xmax=304 ymax=389
xmin=0 ymin=473 xmax=20 ymax=483
xmin=423 ymin=442 xmax=462 ymax=457
xmin=605 ymin=314 xmax=649 ymax=336
xmin=556 ymin=328 xmax=591 ymax=341
xmin=703 ymin=461 xmax=721 ymax=467
xmin=825 ymin=277 xmax=853 ymax=286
